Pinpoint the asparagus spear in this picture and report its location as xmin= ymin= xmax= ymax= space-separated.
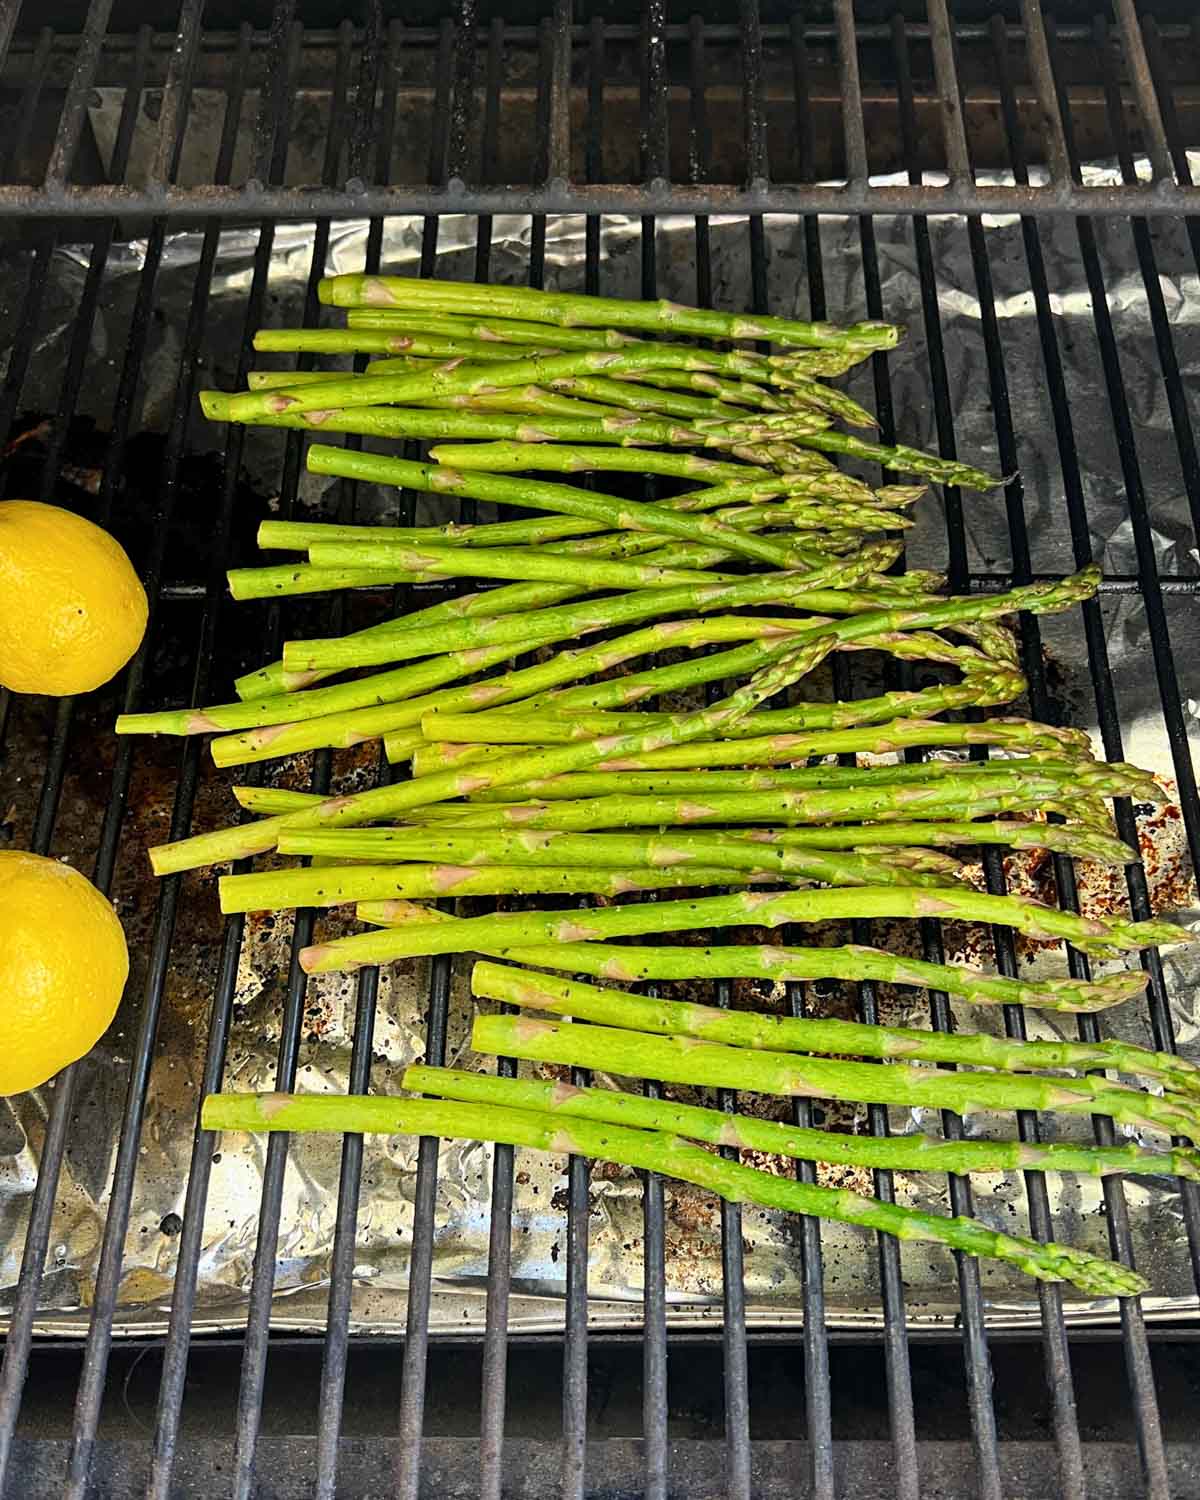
xmin=272 ymin=828 xmax=953 ymax=889
xmin=472 ymin=1015 xmax=1200 ymax=1144
xmin=289 ymin=550 xmax=1090 ymax=677
xmin=232 ymin=786 xmax=324 ymax=814
xmin=405 ymin=1065 xmax=1200 ymax=1182
xmin=304 ymin=540 xmax=726 ymax=590
xmin=225 ymin=564 xmax=430 ymax=600
xmin=213 ymin=400 xmax=837 ymax=455
xmin=730 ymin=423 xmax=1004 ymax=490
xmin=577 ymin=716 xmax=1094 ymax=772
xmin=352 ymin=907 xmax=1149 ymax=1014
xmin=217 ymin=861 xmax=775 ymax=913
xmin=252 ymin=328 xmax=572 ymax=360
xmin=318 ymin=274 xmax=901 ymax=355
xmin=201 ymin=346 xmax=861 ymax=427
xmin=344 ymin=307 xmax=643 ymax=349
xmin=391 ymin=803 xmax=1131 ymax=868
xmin=257 ymin=513 xmax=648 ymax=552
xmin=299 ymin=884 xmax=1192 ymax=970
xmin=304 ymin=446 xmax=844 ymax=574
xmin=199 ymin=1088 xmax=1145 ymax=1297
xmin=455 ymin=759 xmax=1110 ymax=798
xmin=148 ymin=639 xmax=835 ymax=874
xmin=422 ymin=438 xmax=804 ymax=482
xmin=471 ymin=963 xmax=1200 ymax=1098
xmin=543 ymin=371 xmax=876 ymax=430
xmin=281 ymin=553 xmax=902 ymax=675
xmin=208 ymin=632 xmax=805 ymax=766
xmin=351 ymin=785 xmax=1107 ymax=834
xmin=236 ymin=476 xmax=830 ymax=698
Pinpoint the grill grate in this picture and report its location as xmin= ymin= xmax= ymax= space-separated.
xmin=0 ymin=2 xmax=1198 ymax=1497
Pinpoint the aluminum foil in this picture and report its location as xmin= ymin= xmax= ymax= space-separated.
xmin=2 ymin=159 xmax=1199 ymax=1339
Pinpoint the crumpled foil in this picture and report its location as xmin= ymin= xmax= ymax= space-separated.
xmin=1 ymin=158 xmax=1199 ymax=1339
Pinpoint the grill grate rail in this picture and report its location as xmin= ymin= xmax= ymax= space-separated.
xmin=0 ymin=1 xmax=1197 ymax=1497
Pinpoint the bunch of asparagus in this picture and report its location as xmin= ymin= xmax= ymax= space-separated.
xmin=199 ymin=961 xmax=1200 ymax=1297
xmin=122 ymin=276 xmax=1200 ymax=1297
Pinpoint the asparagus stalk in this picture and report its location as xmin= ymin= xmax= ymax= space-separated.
xmin=543 ymin=371 xmax=876 ymax=430
xmin=352 ymin=907 xmax=1149 ymax=1014
xmin=405 ymin=1065 xmax=1200 ymax=1183
xmin=236 ymin=475 xmax=831 ymax=699
xmin=224 ymin=563 xmax=429 ymax=600
xmin=208 ymin=631 xmax=805 ymax=767
xmin=304 ymin=446 xmax=842 ymax=574
xmin=299 ymin=884 xmax=1193 ymax=971
xmin=272 ymin=828 xmax=953 ymax=889
xmin=281 ymin=552 xmax=902 ymax=675
xmin=472 ymin=1015 xmax=1200 ymax=1144
xmin=455 ymin=759 xmax=1105 ymax=797
xmin=236 ymin=496 xmax=871 ymax=702
xmin=253 ymin=328 xmax=574 ymax=359
xmin=219 ymin=399 xmax=835 ymax=454
xmin=344 ymin=307 xmax=643 ymax=349
xmin=402 ymin=798 xmax=1132 ymax=866
xmin=148 ymin=639 xmax=835 ymax=874
xmin=258 ymin=513 xmax=623 ymax=551
xmin=121 ymin=641 xmax=526 ymax=738
xmin=424 ymin=439 xmax=799 ymax=481
xmin=288 ymin=550 xmax=1090 ymax=677
xmin=472 ymin=963 xmax=1200 ymax=1099
xmin=217 ymin=862 xmax=774 ymax=913
xmin=304 ymin=540 xmax=725 ymax=590
xmin=578 ymin=716 xmax=1095 ymax=772
xmin=232 ymin=787 xmax=324 ymax=814
xmin=201 ymin=346 xmax=862 ymax=427
xmin=440 ymin=669 xmax=1022 ymax=750
xmin=370 ymin=785 xmax=1108 ymax=834
xmin=318 ymin=274 xmax=901 ymax=355
xmin=199 ymin=1087 xmax=1145 ymax=1297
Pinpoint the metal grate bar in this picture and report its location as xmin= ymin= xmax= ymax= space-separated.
xmin=852 ymin=214 xmax=922 ymax=1500
xmin=924 ymin=0 xmax=973 ymax=190
xmin=994 ymin=19 xmax=1178 ymax=1496
xmin=6 ymin=174 xmax=1200 ymax=218
xmin=740 ymin=0 xmax=768 ymax=311
xmin=635 ymin=17 xmax=670 ymax=1499
xmin=149 ymin=0 xmax=204 ymax=187
xmin=43 ymin=0 xmax=113 ymax=188
xmin=33 ymin=26 xmax=151 ymax=513
xmin=835 ymin=0 xmax=869 ymax=186
xmin=949 ymin=34 xmax=1088 ymax=1500
xmin=546 ymin=0 xmax=570 ymax=184
xmin=926 ymin=17 xmax=1093 ymax=1495
xmin=474 ymin=21 xmax=518 ymax=1496
xmin=473 ymin=16 xmax=504 ymax=284
xmin=893 ymin=23 xmax=1005 ymax=1495
xmin=395 ymin=16 xmax=458 ymax=1496
xmin=785 ymin=26 xmax=835 ymax=1500
xmin=688 ymin=20 xmax=712 ymax=313
xmin=0 ymin=0 xmax=21 ymax=80
xmin=1110 ymin=0 xmax=1174 ymax=186
xmin=447 ymin=0 xmax=476 ymax=185
xmin=1093 ymin=15 xmax=1200 ymax=552
xmin=1140 ymin=17 xmax=1200 ymax=284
